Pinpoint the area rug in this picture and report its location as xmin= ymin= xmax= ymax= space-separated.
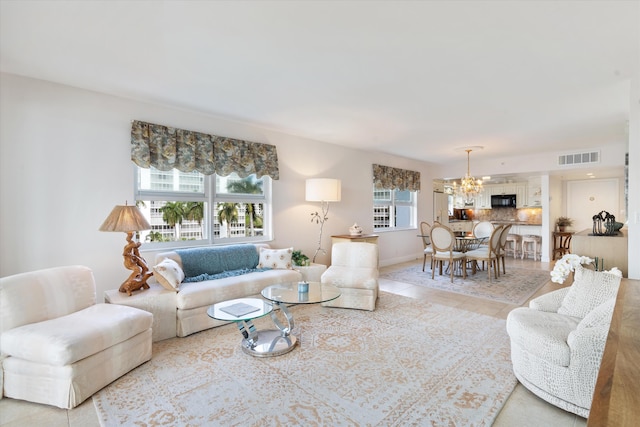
xmin=93 ymin=292 xmax=516 ymax=426
xmin=380 ymin=263 xmax=550 ymax=305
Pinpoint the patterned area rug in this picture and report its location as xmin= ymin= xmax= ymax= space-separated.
xmin=93 ymin=293 xmax=516 ymax=426
xmin=380 ymin=264 xmax=550 ymax=305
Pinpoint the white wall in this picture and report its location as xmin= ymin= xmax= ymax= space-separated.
xmin=0 ymin=73 xmax=435 ymax=298
xmin=2 ymin=71 xmax=637 ymax=303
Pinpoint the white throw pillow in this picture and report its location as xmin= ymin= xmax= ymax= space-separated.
xmin=557 ymin=265 xmax=621 ymax=319
xmin=153 ymin=258 xmax=184 ymax=291
xmin=576 ymin=298 xmax=616 ymax=331
xmin=257 ymin=247 xmax=293 ymax=269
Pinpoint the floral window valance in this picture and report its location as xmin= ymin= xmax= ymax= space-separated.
xmin=130 ymin=120 xmax=279 ymax=179
xmin=373 ymin=164 xmax=421 ymax=192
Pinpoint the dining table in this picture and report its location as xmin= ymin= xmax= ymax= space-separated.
xmin=416 ymin=234 xmax=487 ymax=253
xmin=417 ymin=233 xmax=488 ymax=276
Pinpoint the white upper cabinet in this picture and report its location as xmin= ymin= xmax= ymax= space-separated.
xmin=516 ymin=184 xmax=527 ymax=208
xmin=527 ymin=177 xmax=542 ymax=207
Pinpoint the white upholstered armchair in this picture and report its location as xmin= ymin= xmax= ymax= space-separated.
xmin=0 ymin=265 xmax=153 ymax=408
xmin=321 ymin=242 xmax=379 ymax=311
xmin=506 ymin=266 xmax=621 ymax=417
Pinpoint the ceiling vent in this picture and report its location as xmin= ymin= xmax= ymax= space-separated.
xmin=558 ymin=151 xmax=600 ymax=166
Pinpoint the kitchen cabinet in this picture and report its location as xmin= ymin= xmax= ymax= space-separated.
xmin=503 ymin=184 xmax=517 ymax=194
xmin=516 ymin=184 xmax=527 ymax=208
xmin=490 ymin=184 xmax=517 ymax=195
xmin=518 ymin=225 xmax=541 ymax=236
xmin=448 ymin=221 xmax=473 ymax=233
xmin=476 ymin=189 xmax=491 ymax=209
xmin=527 ymin=177 xmax=542 ymax=207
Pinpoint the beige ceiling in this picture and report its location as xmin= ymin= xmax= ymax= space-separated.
xmin=1 ymin=0 xmax=638 ymax=164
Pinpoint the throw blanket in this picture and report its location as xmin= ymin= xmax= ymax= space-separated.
xmin=176 ymin=245 xmax=259 ymax=279
xmin=183 ymin=268 xmax=270 ymax=283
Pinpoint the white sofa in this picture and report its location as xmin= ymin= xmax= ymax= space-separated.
xmin=506 ymin=265 xmax=622 ymax=417
xmin=0 ymin=265 xmax=152 ymax=409
xmin=154 ymin=244 xmax=302 ymax=337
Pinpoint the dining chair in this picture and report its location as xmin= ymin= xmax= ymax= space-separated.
xmin=419 ymin=221 xmax=433 ymax=272
xmin=464 ymin=225 xmax=503 ymax=281
xmin=430 ymin=224 xmax=466 ymax=282
xmin=472 ymin=221 xmax=494 ymax=240
xmin=498 ymin=224 xmax=513 ymax=275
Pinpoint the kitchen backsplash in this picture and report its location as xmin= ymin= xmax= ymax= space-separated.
xmin=453 ymin=207 xmax=542 ymax=224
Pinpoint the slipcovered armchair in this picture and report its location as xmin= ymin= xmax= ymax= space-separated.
xmin=0 ymin=265 xmax=153 ymax=409
xmin=321 ymin=242 xmax=379 ymax=311
xmin=506 ymin=266 xmax=621 ymax=417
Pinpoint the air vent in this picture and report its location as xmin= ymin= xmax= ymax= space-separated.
xmin=558 ymin=151 xmax=600 ymax=166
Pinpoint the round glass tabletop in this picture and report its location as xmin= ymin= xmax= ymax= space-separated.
xmin=261 ymin=282 xmax=341 ymax=305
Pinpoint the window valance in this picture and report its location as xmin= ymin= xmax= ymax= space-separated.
xmin=373 ymin=164 xmax=421 ymax=192
xmin=130 ymin=120 xmax=279 ymax=179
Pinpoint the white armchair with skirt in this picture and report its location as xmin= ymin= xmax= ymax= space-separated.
xmin=0 ymin=265 xmax=153 ymax=409
xmin=320 ymin=242 xmax=379 ymax=311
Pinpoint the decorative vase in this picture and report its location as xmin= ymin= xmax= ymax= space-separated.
xmin=349 ymin=223 xmax=363 ymax=236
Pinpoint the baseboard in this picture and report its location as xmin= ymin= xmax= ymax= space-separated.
xmin=379 ymin=254 xmax=422 ymax=268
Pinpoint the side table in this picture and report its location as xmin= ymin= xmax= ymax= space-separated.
xmin=105 ymin=283 xmax=177 ymax=342
xmin=552 ymin=231 xmax=573 ymax=260
xmin=331 ymin=234 xmax=379 ymax=245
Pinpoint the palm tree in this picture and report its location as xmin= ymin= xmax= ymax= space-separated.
xmin=227 ymin=177 xmax=263 ymax=236
xmin=145 ymin=230 xmax=165 ymax=242
xmin=159 ymin=201 xmax=185 ymax=240
xmin=184 ymin=201 xmax=204 ymax=238
xmin=217 ymin=203 xmax=239 ymax=237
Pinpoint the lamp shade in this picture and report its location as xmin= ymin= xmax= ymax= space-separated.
xmin=99 ymin=204 xmax=151 ymax=232
xmin=305 ymin=178 xmax=341 ymax=202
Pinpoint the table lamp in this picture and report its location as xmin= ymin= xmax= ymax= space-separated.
xmin=99 ymin=203 xmax=153 ymax=296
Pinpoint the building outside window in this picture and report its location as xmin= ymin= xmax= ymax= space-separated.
xmin=135 ymin=167 xmax=271 ymax=247
xmin=373 ymin=187 xmax=416 ymax=231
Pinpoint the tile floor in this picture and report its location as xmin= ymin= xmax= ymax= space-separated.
xmin=0 ymin=257 xmax=587 ymax=427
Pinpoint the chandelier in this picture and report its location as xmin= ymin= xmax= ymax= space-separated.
xmin=453 ymin=149 xmax=483 ymax=203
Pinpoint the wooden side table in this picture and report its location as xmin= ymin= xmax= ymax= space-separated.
xmin=331 ymin=234 xmax=379 ymax=245
xmin=105 ymin=283 xmax=177 ymax=342
xmin=552 ymin=231 xmax=573 ymax=260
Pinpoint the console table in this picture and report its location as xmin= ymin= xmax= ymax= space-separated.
xmin=571 ymin=229 xmax=628 ymax=277
xmin=587 ymin=277 xmax=640 ymax=426
xmin=331 ymin=234 xmax=379 ymax=244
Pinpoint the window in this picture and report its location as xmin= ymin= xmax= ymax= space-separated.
xmin=373 ymin=186 xmax=417 ymax=231
xmin=135 ymin=167 xmax=271 ymax=247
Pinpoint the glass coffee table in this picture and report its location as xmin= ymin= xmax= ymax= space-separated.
xmin=208 ymin=283 xmax=340 ymax=357
xmin=259 ymin=281 xmax=341 ymax=356
xmin=207 ymin=298 xmax=276 ymax=357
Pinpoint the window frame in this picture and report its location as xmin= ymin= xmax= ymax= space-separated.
xmin=133 ymin=167 xmax=272 ymax=249
xmin=373 ymin=186 xmax=418 ymax=232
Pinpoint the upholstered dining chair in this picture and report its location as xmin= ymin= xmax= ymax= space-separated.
xmin=430 ymin=224 xmax=466 ymax=282
xmin=472 ymin=221 xmax=494 ymax=240
xmin=497 ymin=224 xmax=513 ymax=275
xmin=464 ymin=225 xmax=503 ymax=281
xmin=419 ymin=221 xmax=433 ymax=271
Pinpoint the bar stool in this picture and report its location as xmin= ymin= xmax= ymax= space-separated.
xmin=505 ymin=234 xmax=521 ymax=259
xmin=521 ymin=235 xmax=541 ymax=261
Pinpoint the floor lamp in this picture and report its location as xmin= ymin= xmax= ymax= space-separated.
xmin=99 ymin=203 xmax=154 ymax=296
xmin=305 ymin=178 xmax=341 ymax=263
